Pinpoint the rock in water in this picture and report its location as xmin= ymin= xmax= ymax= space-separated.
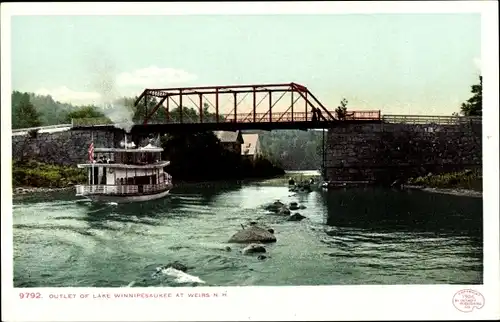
xmin=160 ymin=267 xmax=206 ymax=284
xmin=165 ymin=261 xmax=188 ymax=272
xmin=242 ymin=243 xmax=267 ymax=255
xmin=278 ymin=207 xmax=291 ymax=216
xmin=287 ymin=213 xmax=306 ymax=221
xmin=267 ymin=228 xmax=275 ymax=234
xmin=299 ymin=205 xmax=307 ymax=209
xmin=264 ymin=200 xmax=285 ymax=212
xmin=228 ymin=226 xmax=277 ymax=244
xmin=257 ymin=255 xmax=267 ymax=260
xmin=289 ymin=202 xmax=299 ymax=210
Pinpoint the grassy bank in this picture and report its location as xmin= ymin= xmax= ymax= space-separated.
xmin=12 ymin=161 xmax=86 ymax=188
xmin=406 ymin=169 xmax=482 ymax=191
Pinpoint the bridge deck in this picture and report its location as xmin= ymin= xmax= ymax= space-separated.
xmin=70 ymin=119 xmax=383 ymax=134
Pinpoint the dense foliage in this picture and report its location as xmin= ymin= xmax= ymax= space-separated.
xmin=258 ymin=129 xmax=325 ymax=171
xmin=160 ymin=131 xmax=284 ymax=182
xmin=11 ymin=91 xmax=106 ymax=129
xmin=407 ymin=169 xmax=482 ymax=191
xmin=11 ymin=92 xmax=43 ymax=129
xmin=460 ymin=76 xmax=482 ymax=116
xmin=12 ymin=160 xmax=86 ymax=188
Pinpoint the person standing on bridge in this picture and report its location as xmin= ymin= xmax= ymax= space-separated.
xmin=316 ymin=108 xmax=323 ymax=121
xmin=312 ymin=108 xmax=318 ymax=122
xmin=311 ymin=107 xmax=323 ymax=122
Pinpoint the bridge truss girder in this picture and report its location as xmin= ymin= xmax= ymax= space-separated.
xmin=135 ymin=82 xmax=337 ymax=125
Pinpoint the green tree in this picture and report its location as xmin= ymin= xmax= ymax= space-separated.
xmin=12 ymin=93 xmax=41 ymax=129
xmin=335 ymin=98 xmax=348 ymax=120
xmin=30 ymin=94 xmax=74 ymax=125
xmin=132 ymin=96 xmax=165 ymax=122
xmin=460 ymin=76 xmax=482 ymax=116
xmin=258 ymin=129 xmax=322 ymax=170
xmin=65 ymin=105 xmax=106 ymax=122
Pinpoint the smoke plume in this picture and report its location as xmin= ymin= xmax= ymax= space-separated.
xmin=88 ymin=55 xmax=135 ymax=133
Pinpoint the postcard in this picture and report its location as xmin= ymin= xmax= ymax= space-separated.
xmin=1 ymin=1 xmax=499 ymax=321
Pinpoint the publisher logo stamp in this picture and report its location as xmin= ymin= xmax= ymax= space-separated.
xmin=453 ymin=289 xmax=485 ymax=313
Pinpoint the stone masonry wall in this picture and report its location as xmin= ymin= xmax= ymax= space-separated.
xmin=12 ymin=121 xmax=482 ymax=183
xmin=325 ymin=121 xmax=482 ymax=184
xmin=12 ymin=129 xmax=122 ymax=166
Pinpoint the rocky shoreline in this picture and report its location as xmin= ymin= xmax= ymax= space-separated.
xmin=13 ymin=186 xmax=74 ymax=195
xmin=402 ymin=185 xmax=482 ymax=198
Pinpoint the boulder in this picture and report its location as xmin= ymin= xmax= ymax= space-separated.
xmin=287 ymin=213 xmax=306 ymax=222
xmin=242 ymin=243 xmax=267 ymax=255
xmin=289 ymin=202 xmax=299 ymax=210
xmin=264 ymin=200 xmax=285 ymax=212
xmin=228 ymin=226 xmax=277 ymax=244
xmin=163 ymin=261 xmax=188 ymax=272
xmin=279 ymin=207 xmax=291 ymax=216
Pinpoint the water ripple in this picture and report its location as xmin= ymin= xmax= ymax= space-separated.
xmin=12 ymin=184 xmax=483 ymax=286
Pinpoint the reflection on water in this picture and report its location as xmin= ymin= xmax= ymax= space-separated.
xmin=322 ymin=187 xmax=482 ymax=234
xmin=12 ymin=182 xmax=483 ymax=287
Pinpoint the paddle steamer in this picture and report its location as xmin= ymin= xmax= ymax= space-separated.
xmin=75 ymin=137 xmax=173 ymax=203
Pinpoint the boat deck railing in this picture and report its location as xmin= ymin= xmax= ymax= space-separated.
xmin=76 ymin=182 xmax=171 ymax=195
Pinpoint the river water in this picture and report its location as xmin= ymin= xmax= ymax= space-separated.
xmin=12 ymin=179 xmax=483 ymax=287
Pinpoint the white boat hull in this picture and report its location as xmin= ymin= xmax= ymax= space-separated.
xmin=81 ymin=189 xmax=171 ymax=203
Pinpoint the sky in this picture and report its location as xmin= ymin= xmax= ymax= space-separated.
xmin=11 ymin=13 xmax=481 ymax=115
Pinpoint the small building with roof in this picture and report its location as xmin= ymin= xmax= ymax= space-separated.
xmin=213 ymin=130 xmax=244 ymax=155
xmin=241 ymin=133 xmax=261 ymax=161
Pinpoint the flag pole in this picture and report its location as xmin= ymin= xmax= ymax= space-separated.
xmin=91 ymin=132 xmax=94 ymax=186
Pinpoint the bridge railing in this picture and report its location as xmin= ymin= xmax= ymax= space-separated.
xmin=70 ymin=114 xmax=481 ymax=128
xmin=71 ymin=110 xmax=382 ymax=127
xmin=345 ymin=110 xmax=381 ymax=120
xmin=382 ymin=115 xmax=482 ymax=125
xmin=71 ymin=117 xmax=114 ymax=127
xmin=222 ymin=111 xmax=312 ymax=123
xmin=11 ymin=123 xmax=73 ymax=133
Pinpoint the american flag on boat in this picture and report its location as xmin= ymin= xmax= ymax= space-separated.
xmin=88 ymin=142 xmax=94 ymax=162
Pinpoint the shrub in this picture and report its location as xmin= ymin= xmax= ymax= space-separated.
xmin=407 ymin=169 xmax=481 ymax=191
xmin=12 ymin=160 xmax=86 ymax=188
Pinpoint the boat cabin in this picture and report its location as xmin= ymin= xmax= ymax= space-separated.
xmin=76 ymin=143 xmax=172 ymax=197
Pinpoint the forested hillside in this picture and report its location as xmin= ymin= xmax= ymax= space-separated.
xmin=11 ymin=91 xmax=81 ymax=128
xmin=253 ymin=129 xmax=325 ymax=171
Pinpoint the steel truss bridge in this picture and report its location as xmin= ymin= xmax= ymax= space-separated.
xmin=71 ymin=83 xmax=381 ymax=133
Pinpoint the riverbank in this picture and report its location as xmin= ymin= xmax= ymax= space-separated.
xmin=13 ymin=186 xmax=74 ymax=195
xmin=11 ymin=158 xmax=285 ymax=195
xmin=404 ymin=169 xmax=482 ymax=198
xmin=12 ymin=161 xmax=86 ymax=190
xmin=403 ymin=185 xmax=482 ymax=198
